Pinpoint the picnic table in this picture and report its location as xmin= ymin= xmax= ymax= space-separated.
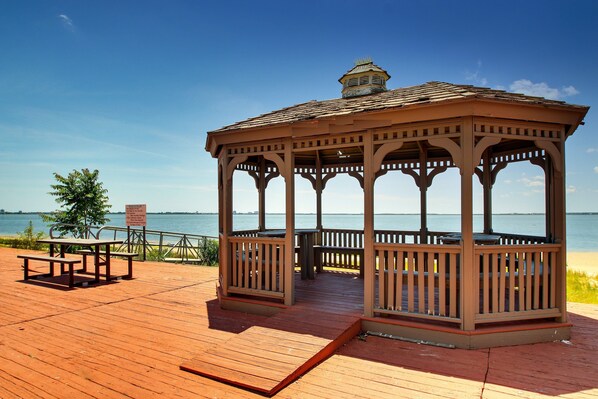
xmin=33 ymin=237 xmax=124 ymax=286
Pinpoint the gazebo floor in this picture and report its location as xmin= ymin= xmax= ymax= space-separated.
xmin=1 ymin=247 xmax=597 ymax=398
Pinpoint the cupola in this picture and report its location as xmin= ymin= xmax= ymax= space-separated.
xmin=339 ymin=58 xmax=390 ymax=98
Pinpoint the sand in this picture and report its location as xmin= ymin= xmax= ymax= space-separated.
xmin=568 ymin=252 xmax=598 ymax=276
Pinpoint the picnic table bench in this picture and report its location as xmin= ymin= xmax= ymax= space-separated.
xmin=76 ymin=249 xmax=137 ymax=280
xmin=18 ymin=254 xmax=82 ymax=288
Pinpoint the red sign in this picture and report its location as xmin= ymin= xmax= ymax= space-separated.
xmin=126 ymin=204 xmax=147 ymax=226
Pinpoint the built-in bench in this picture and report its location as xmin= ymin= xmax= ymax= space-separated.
xmin=314 ymin=246 xmax=364 ymax=277
xmin=18 ymin=254 xmax=82 ymax=288
xmin=76 ymin=249 xmax=136 ymax=280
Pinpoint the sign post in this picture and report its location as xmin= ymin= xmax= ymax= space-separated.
xmin=126 ymin=204 xmax=147 ymax=260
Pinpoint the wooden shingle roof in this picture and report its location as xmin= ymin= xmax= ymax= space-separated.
xmin=210 ymin=81 xmax=588 ymax=134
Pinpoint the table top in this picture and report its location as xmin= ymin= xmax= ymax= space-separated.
xmin=37 ymin=238 xmax=124 ymax=246
xmin=438 ymin=233 xmax=501 ymax=244
xmin=257 ymin=229 xmax=319 ymax=237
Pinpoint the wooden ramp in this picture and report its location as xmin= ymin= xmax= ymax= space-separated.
xmin=180 ymin=303 xmax=362 ymax=396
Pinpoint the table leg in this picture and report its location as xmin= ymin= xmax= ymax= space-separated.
xmin=49 ymin=244 xmax=55 ymax=276
xmin=94 ymin=244 xmax=101 ymax=283
xmin=299 ymin=235 xmax=307 ymax=280
xmin=306 ymin=233 xmax=315 ymax=279
xmin=60 ymin=245 xmax=66 ymax=274
xmin=299 ymin=233 xmax=315 ymax=280
xmin=105 ymin=244 xmax=111 ymax=281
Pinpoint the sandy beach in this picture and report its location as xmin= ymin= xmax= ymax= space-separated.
xmin=568 ymin=252 xmax=598 ymax=276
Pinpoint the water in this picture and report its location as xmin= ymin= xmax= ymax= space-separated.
xmin=1 ymin=213 xmax=596 ymax=252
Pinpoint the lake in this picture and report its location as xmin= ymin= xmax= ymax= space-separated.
xmin=1 ymin=213 xmax=596 ymax=252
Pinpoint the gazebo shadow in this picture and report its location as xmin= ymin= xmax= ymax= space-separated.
xmin=205 ymin=298 xmax=269 ymax=334
xmin=336 ymin=310 xmax=598 ymax=396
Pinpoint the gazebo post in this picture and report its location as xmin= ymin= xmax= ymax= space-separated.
xmin=461 ymin=118 xmax=475 ymax=331
xmin=219 ymin=148 xmax=231 ymax=296
xmin=419 ymin=144 xmax=428 ymax=244
xmin=258 ymin=156 xmax=266 ymax=231
xmin=284 ymin=139 xmax=295 ymax=306
xmin=363 ymin=132 xmax=375 ymax=317
xmin=545 ymin=155 xmax=554 ymax=242
xmin=482 ymin=150 xmax=493 ymax=234
xmin=315 ymin=152 xmax=323 ymax=237
xmin=554 ymin=138 xmax=567 ymax=323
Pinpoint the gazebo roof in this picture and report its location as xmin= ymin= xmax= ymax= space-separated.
xmin=209 ymin=81 xmax=588 ymax=135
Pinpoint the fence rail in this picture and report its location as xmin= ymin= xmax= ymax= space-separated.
xmin=474 ymin=244 xmax=562 ymax=323
xmin=228 ymin=236 xmax=286 ymax=298
xmin=49 ymin=224 xmax=218 ymax=264
xmin=373 ymin=243 xmax=462 ymax=322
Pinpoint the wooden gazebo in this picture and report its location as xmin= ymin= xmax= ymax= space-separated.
xmin=205 ymin=61 xmax=589 ymax=348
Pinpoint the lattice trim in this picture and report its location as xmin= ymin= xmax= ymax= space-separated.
xmin=473 ymin=118 xmax=562 ymax=140
xmin=374 ymin=120 xmax=462 ymax=143
xmin=490 ymin=148 xmax=545 ymax=165
xmin=227 ymin=142 xmax=285 ymax=156
xmin=293 ymin=133 xmax=364 ymax=151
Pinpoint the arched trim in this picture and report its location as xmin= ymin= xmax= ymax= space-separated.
xmin=473 ymin=137 xmax=501 ymax=170
xmin=428 ymin=137 xmax=463 ymax=171
xmin=535 ymin=140 xmax=562 ymax=173
xmin=373 ymin=142 xmax=404 ymax=174
xmin=226 ymin=155 xmax=248 ymax=181
xmin=264 ymin=153 xmax=287 ymax=180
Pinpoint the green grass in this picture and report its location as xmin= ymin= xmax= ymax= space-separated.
xmin=567 ymin=269 xmax=598 ymax=304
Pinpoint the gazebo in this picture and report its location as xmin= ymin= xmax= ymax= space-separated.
xmin=205 ymin=60 xmax=589 ymax=348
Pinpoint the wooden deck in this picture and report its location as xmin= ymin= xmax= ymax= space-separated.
xmin=1 ymin=247 xmax=597 ymax=398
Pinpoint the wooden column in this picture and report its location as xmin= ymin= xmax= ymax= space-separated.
xmin=219 ymin=149 xmax=231 ymax=296
xmin=545 ymin=155 xmax=554 ymax=242
xmin=419 ymin=146 xmax=428 ymax=244
xmin=284 ymin=139 xmax=295 ymax=306
xmin=554 ymin=136 xmax=567 ymax=322
xmin=315 ymin=153 xmax=323 ymax=245
xmin=482 ymin=151 xmax=493 ymax=234
xmin=258 ymin=156 xmax=266 ymax=231
xmin=461 ymin=118 xmax=475 ymax=331
xmin=363 ymin=132 xmax=375 ymax=317
xmin=316 ymin=153 xmax=323 ymax=232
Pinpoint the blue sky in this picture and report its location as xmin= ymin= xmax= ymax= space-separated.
xmin=0 ymin=0 xmax=596 ymax=214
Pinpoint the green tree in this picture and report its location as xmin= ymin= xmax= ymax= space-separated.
xmin=41 ymin=168 xmax=111 ymax=237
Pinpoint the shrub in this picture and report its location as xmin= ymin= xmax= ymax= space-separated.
xmin=14 ymin=221 xmax=46 ymax=250
xmin=567 ymin=269 xmax=598 ymax=304
xmin=197 ymin=237 xmax=219 ymax=266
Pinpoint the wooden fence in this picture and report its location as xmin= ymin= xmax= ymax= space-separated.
xmin=227 ymin=236 xmax=286 ymax=299
xmin=373 ymin=243 xmax=462 ymax=322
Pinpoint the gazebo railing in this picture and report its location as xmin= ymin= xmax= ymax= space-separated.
xmin=373 ymin=243 xmax=462 ymax=322
xmin=494 ymin=232 xmax=548 ymax=246
xmin=227 ymin=236 xmax=286 ymax=299
xmin=474 ymin=243 xmax=562 ymax=323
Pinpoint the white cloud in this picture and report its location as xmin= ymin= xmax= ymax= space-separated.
xmin=518 ymin=175 xmax=544 ymax=188
xmin=465 ymin=70 xmax=488 ymax=86
xmin=594 ymin=166 xmax=598 ymax=174
xmin=464 ymin=61 xmax=488 ymax=86
xmin=509 ymin=79 xmax=579 ymax=100
xmin=58 ymin=14 xmax=75 ymax=31
xmin=566 ymin=185 xmax=576 ymax=193
xmin=586 ymin=148 xmax=596 ymax=153
xmin=562 ymin=86 xmax=580 ymax=96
